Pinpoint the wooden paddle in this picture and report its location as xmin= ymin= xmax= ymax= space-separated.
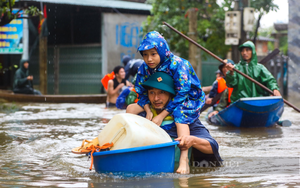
xmin=200 ymin=48 xmax=281 ymax=113
xmin=163 ymin=22 xmax=300 ymax=113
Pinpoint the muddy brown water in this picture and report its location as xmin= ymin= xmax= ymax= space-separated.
xmin=0 ymin=103 xmax=299 ymax=187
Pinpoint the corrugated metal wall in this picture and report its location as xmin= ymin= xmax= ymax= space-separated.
xmin=30 ymin=45 xmax=102 ymax=94
xmin=201 ymin=55 xmax=223 ymax=87
xmin=28 ymin=46 xmax=220 ymax=94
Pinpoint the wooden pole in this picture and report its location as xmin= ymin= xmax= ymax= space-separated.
xmin=54 ymin=47 xmax=59 ymax=94
xmin=39 ymin=22 xmax=48 ymax=94
xmin=163 ymin=22 xmax=300 ymax=113
xmin=187 ymin=8 xmax=201 ymax=79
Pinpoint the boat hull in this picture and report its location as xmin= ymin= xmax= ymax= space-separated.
xmin=212 ymin=96 xmax=284 ymax=128
xmin=93 ymin=141 xmax=178 ymax=173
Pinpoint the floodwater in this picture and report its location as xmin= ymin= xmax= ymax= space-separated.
xmin=0 ymin=102 xmax=299 ymax=188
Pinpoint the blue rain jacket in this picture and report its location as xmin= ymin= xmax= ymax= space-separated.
xmin=135 ymin=31 xmax=205 ymax=124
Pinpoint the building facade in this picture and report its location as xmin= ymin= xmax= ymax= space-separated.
xmin=288 ymin=0 xmax=300 ymax=106
xmin=1 ymin=0 xmax=150 ymax=94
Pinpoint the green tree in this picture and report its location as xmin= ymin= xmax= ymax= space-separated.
xmin=279 ymin=35 xmax=288 ymax=55
xmin=0 ymin=0 xmax=41 ymax=26
xmin=251 ymin=0 xmax=279 ymax=44
xmin=143 ymin=0 xmax=230 ymax=59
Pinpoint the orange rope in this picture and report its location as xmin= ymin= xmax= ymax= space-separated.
xmin=86 ymin=143 xmax=114 ymax=171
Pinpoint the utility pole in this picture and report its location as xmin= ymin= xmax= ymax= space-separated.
xmin=225 ymin=0 xmax=253 ymax=63
xmin=231 ymin=0 xmax=240 ymax=63
xmin=188 ymin=8 xmax=201 ymax=80
xmin=231 ymin=0 xmax=250 ymax=63
xmin=240 ymin=0 xmax=249 ymax=44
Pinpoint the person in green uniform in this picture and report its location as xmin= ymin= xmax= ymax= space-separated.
xmin=225 ymin=41 xmax=281 ymax=102
xmin=127 ymin=72 xmax=222 ymax=174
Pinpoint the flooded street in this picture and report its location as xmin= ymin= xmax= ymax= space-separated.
xmin=0 ymin=102 xmax=299 ymax=187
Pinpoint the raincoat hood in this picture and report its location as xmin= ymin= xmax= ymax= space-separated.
xmin=138 ymin=31 xmax=172 ymax=67
xmin=19 ymin=59 xmax=29 ymax=73
xmin=238 ymin=41 xmax=257 ymax=66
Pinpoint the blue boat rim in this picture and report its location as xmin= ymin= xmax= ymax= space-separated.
xmin=93 ymin=141 xmax=179 ymax=156
xmin=239 ymin=96 xmax=282 ymax=101
xmin=236 ymin=96 xmax=283 ymax=113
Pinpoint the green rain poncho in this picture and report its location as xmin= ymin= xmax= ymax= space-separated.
xmin=225 ymin=41 xmax=279 ymax=103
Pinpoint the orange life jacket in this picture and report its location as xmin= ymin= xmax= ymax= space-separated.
xmin=101 ymin=71 xmax=115 ymax=90
xmin=227 ymin=87 xmax=233 ymax=105
xmin=215 ymin=77 xmax=227 ymax=104
xmin=216 ymin=77 xmax=234 ymax=105
xmin=217 ymin=77 xmax=227 ymax=93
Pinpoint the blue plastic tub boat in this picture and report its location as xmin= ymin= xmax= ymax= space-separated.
xmin=207 ymin=96 xmax=284 ymax=128
xmin=92 ymin=141 xmax=179 ymax=173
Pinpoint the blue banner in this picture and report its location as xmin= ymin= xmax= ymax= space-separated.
xmin=0 ymin=10 xmax=23 ymax=54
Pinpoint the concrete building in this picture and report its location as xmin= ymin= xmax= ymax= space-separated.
xmin=1 ymin=0 xmax=150 ymax=94
xmin=288 ymin=0 xmax=300 ymax=106
xmin=254 ymin=36 xmax=275 ymax=57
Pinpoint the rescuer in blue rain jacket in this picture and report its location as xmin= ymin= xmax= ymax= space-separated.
xmin=129 ymin=31 xmax=206 ymax=125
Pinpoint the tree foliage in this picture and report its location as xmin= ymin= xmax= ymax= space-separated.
xmin=251 ymin=0 xmax=279 ymax=44
xmin=251 ymin=0 xmax=278 ymax=14
xmin=219 ymin=0 xmax=278 ymax=18
xmin=143 ymin=0 xmax=230 ymax=59
xmin=0 ymin=0 xmax=41 ymax=26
